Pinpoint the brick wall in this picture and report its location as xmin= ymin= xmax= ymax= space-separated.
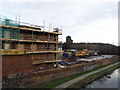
xmin=2 ymin=55 xmax=119 ymax=88
xmin=2 ymin=54 xmax=33 ymax=77
xmin=2 ymin=53 xmax=55 ymax=77
xmin=23 ymin=56 xmax=119 ymax=86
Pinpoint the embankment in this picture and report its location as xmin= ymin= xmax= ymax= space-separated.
xmin=68 ymin=62 xmax=120 ymax=88
xmin=2 ymin=55 xmax=119 ymax=88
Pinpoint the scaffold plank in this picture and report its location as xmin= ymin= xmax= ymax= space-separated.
xmin=0 ymin=38 xmax=57 ymax=43
xmin=0 ymin=25 xmax=62 ymax=35
xmin=33 ymin=60 xmax=62 ymax=64
xmin=0 ymin=49 xmax=26 ymax=55
xmin=27 ymin=51 xmax=63 ymax=54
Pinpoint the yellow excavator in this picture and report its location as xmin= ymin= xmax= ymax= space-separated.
xmin=76 ymin=49 xmax=92 ymax=57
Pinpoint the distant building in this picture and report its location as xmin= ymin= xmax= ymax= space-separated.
xmin=63 ymin=36 xmax=118 ymax=55
xmin=66 ymin=36 xmax=73 ymax=44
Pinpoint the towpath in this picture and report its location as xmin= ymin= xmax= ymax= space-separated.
xmin=54 ymin=62 xmax=120 ymax=88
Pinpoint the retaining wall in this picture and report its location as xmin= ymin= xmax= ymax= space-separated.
xmin=2 ymin=56 xmax=119 ymax=88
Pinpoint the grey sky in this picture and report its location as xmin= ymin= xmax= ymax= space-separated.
xmin=0 ymin=0 xmax=119 ymax=45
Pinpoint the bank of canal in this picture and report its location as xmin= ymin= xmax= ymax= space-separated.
xmin=55 ymin=61 xmax=120 ymax=89
xmin=80 ymin=68 xmax=120 ymax=89
xmin=67 ymin=62 xmax=120 ymax=89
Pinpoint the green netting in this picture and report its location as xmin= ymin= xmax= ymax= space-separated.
xmin=0 ymin=22 xmax=3 ymax=25
xmin=0 ymin=18 xmax=20 ymax=39
xmin=11 ymin=29 xmax=19 ymax=39
xmin=2 ymin=28 xmax=10 ymax=39
xmin=0 ymin=27 xmax=2 ymax=38
xmin=4 ymin=19 xmax=19 ymax=27
xmin=0 ymin=19 xmax=19 ymax=26
xmin=2 ymin=28 xmax=19 ymax=39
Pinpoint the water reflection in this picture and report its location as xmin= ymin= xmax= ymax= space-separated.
xmin=80 ymin=68 xmax=119 ymax=89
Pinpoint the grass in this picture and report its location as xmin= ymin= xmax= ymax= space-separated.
xmin=69 ymin=62 xmax=120 ymax=88
xmin=28 ymin=60 xmax=120 ymax=89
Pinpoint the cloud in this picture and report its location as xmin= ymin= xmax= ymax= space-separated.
xmin=64 ymin=17 xmax=118 ymax=44
xmin=0 ymin=0 xmax=118 ymax=45
xmin=1 ymin=0 xmax=119 ymax=2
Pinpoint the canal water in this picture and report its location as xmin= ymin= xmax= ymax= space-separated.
xmin=80 ymin=68 xmax=120 ymax=89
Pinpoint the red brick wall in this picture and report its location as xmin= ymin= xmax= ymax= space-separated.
xmin=20 ymin=31 xmax=32 ymax=40
xmin=32 ymin=53 xmax=54 ymax=62
xmin=2 ymin=54 xmax=33 ymax=76
xmin=2 ymin=53 xmax=55 ymax=77
xmin=24 ymin=44 xmax=31 ymax=52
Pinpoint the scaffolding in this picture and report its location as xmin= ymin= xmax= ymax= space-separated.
xmin=0 ymin=17 xmax=63 ymax=64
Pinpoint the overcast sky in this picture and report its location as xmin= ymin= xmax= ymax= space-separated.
xmin=0 ymin=0 xmax=119 ymax=46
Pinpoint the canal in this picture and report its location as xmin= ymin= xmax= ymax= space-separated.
xmin=80 ymin=68 xmax=120 ymax=89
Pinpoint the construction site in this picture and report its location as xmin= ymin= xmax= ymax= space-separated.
xmin=0 ymin=0 xmax=120 ymax=88
xmin=0 ymin=17 xmax=119 ymax=88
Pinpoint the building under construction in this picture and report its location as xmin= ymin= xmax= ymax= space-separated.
xmin=0 ymin=18 xmax=62 ymax=77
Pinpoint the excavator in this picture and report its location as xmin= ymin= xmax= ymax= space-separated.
xmin=76 ymin=49 xmax=92 ymax=57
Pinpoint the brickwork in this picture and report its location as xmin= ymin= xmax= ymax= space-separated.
xmin=2 ymin=56 xmax=119 ymax=88
xmin=2 ymin=55 xmax=33 ymax=77
xmin=32 ymin=53 xmax=54 ymax=62
xmin=2 ymin=53 xmax=56 ymax=77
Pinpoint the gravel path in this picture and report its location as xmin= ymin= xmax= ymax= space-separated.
xmin=54 ymin=62 xmax=120 ymax=89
